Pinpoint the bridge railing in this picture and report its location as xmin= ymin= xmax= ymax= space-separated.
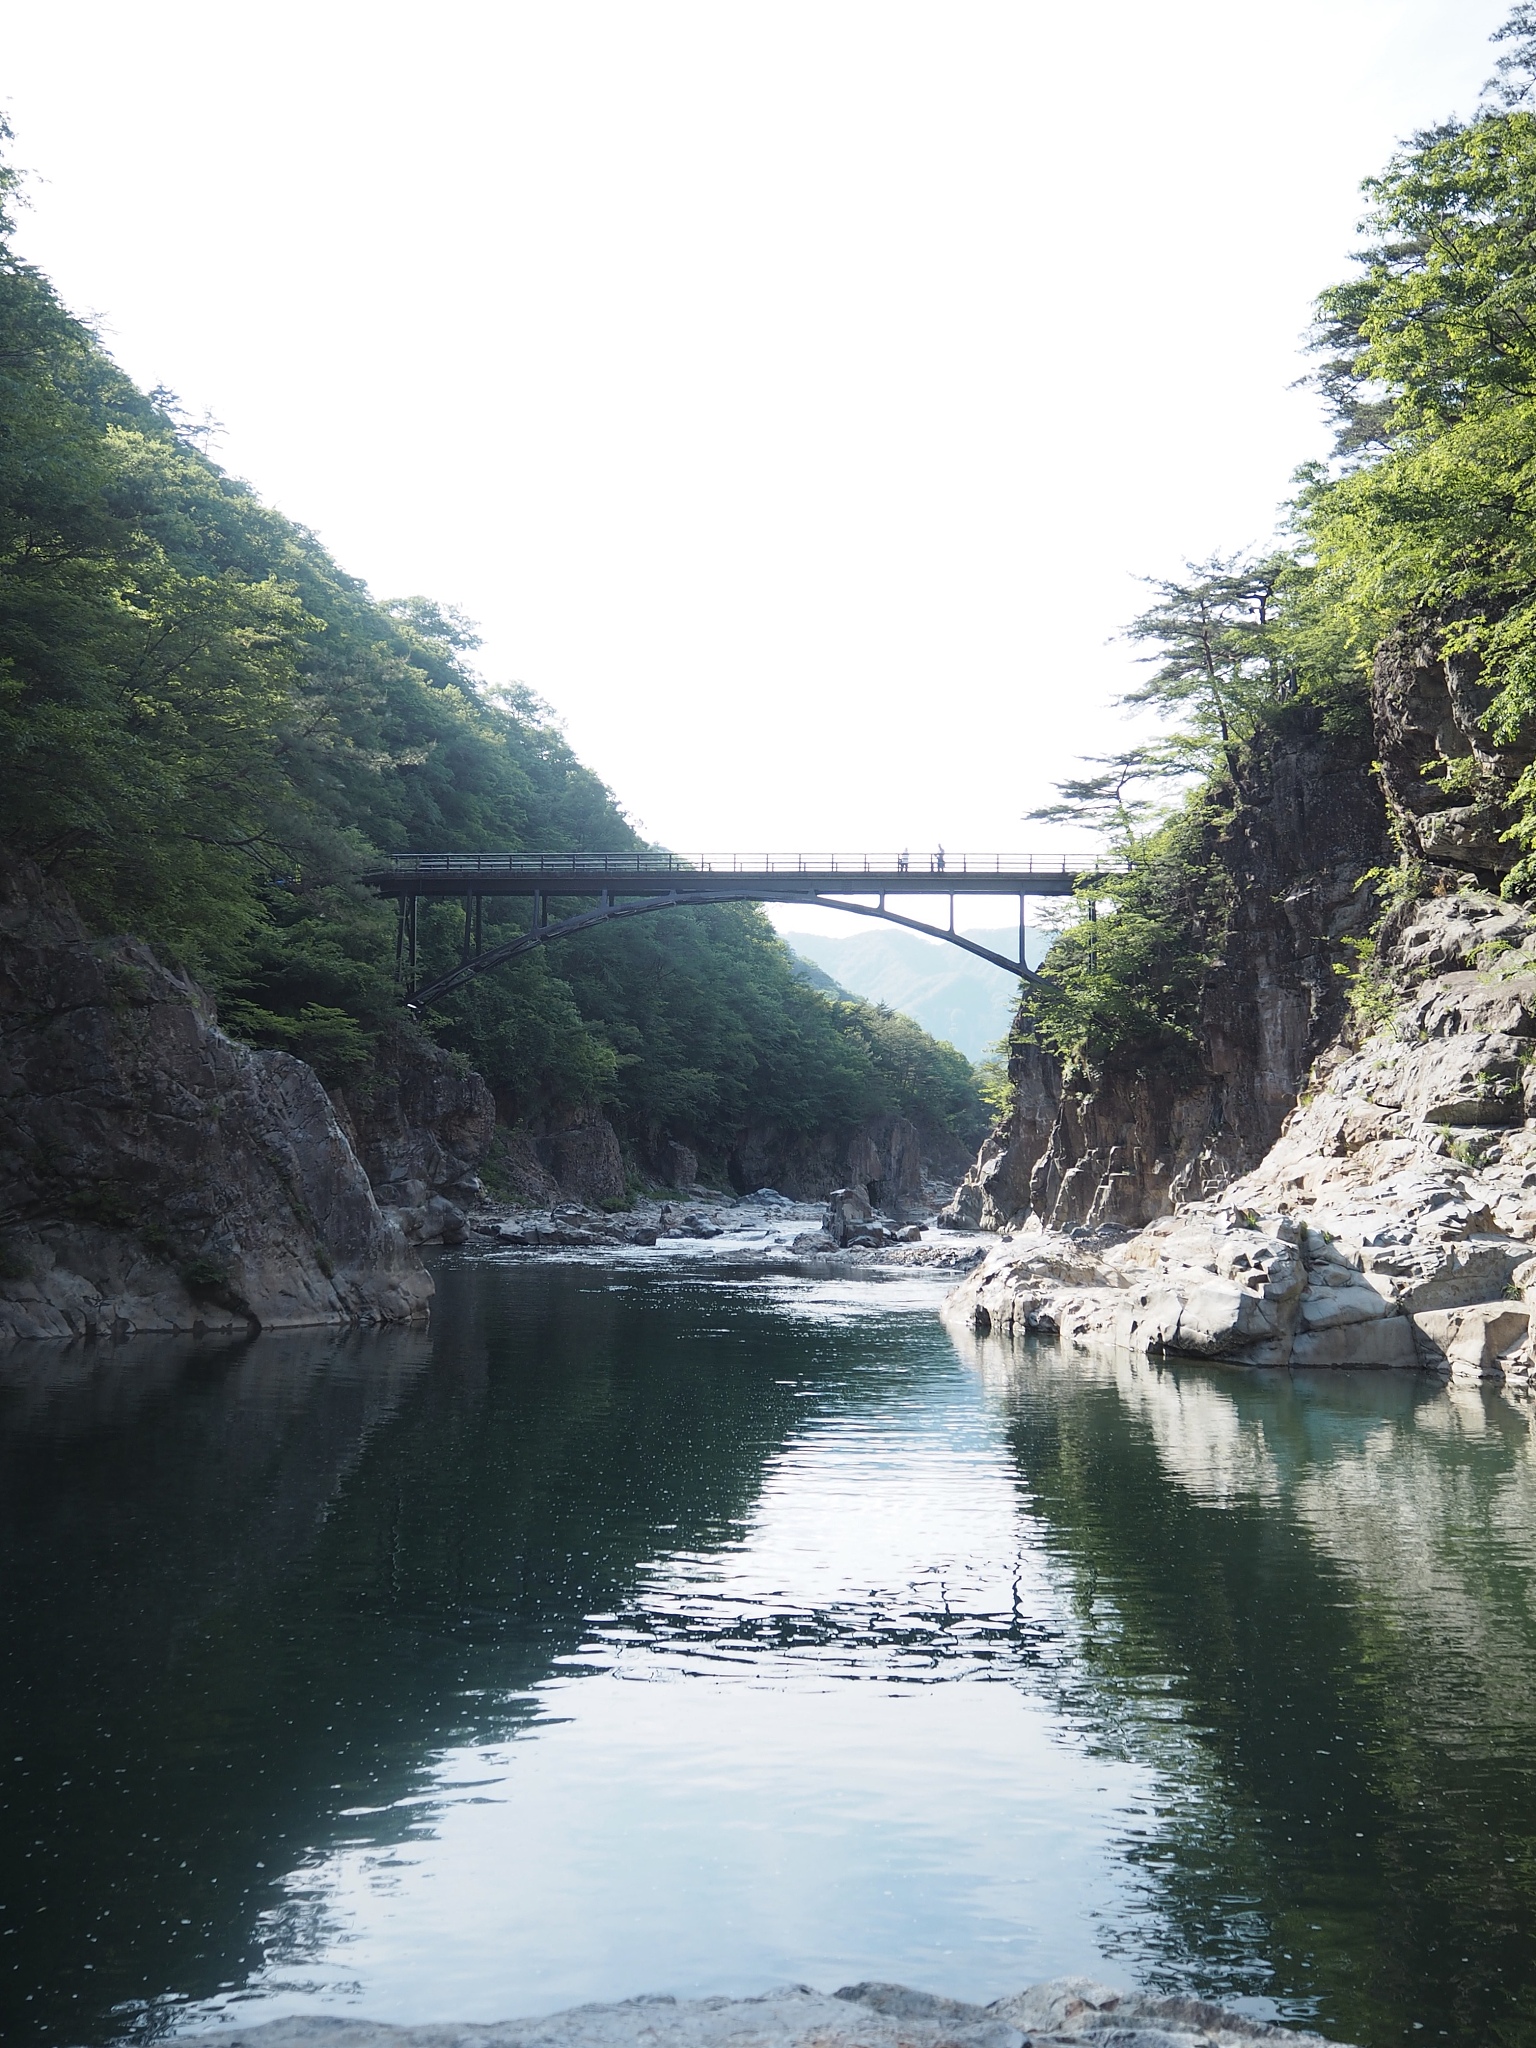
xmin=381 ymin=850 xmax=1127 ymax=877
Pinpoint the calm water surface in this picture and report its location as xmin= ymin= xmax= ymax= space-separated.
xmin=4 ymin=1254 xmax=1536 ymax=2048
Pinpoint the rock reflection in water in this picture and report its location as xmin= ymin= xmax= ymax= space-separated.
xmin=0 ymin=1324 xmax=434 ymax=2042
xmin=958 ymin=1320 xmax=1536 ymax=2048
xmin=9 ymin=1266 xmax=1536 ymax=2048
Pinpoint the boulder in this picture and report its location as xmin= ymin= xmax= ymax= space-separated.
xmin=1410 ymin=969 xmax=1536 ymax=1042
xmin=386 ymin=1194 xmax=468 ymax=1246
xmin=1415 ymin=804 xmax=1513 ymax=868
xmin=1389 ymin=892 xmax=1528 ymax=978
xmin=948 ymin=1210 xmax=1432 ymax=1369
xmin=659 ymin=1208 xmax=723 ymax=1240
xmin=1167 ymin=1278 xmax=1291 ymax=1358
xmin=823 ymin=1185 xmax=875 ymax=1247
xmin=1402 ymin=1030 xmax=1531 ymax=1127
xmin=1411 ymin=1302 xmax=1530 ymax=1379
xmin=937 ymin=1179 xmax=986 ymax=1230
xmin=1295 ymin=1277 xmax=1392 ymax=1328
xmin=1358 ymin=1234 xmax=1528 ymax=1312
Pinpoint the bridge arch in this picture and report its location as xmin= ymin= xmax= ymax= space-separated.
xmin=362 ymin=852 xmax=1112 ymax=1010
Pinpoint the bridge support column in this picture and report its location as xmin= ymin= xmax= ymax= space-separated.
xmin=461 ymin=893 xmax=475 ymax=965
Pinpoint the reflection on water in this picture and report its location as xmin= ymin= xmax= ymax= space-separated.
xmin=955 ymin=1329 xmax=1536 ymax=2048
xmin=4 ymin=1264 xmax=1536 ymax=2047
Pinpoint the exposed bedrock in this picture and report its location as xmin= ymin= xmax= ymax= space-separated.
xmin=948 ymin=893 xmax=1536 ymax=1384
xmin=726 ymin=1113 xmax=934 ymax=1208
xmin=333 ymin=1029 xmax=496 ymax=1244
xmin=0 ymin=857 xmax=433 ymax=1346
xmin=1371 ymin=627 xmax=1536 ymax=887
xmin=181 ymin=1977 xmax=1342 ymax=2048
xmin=476 ymin=1108 xmax=632 ymax=1211
xmin=945 ymin=712 xmax=1392 ymax=1235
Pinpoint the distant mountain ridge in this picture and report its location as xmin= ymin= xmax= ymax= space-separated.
xmin=787 ymin=925 xmax=1051 ymax=1061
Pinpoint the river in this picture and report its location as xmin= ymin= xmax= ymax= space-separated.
xmin=4 ymin=1251 xmax=1536 ymax=2048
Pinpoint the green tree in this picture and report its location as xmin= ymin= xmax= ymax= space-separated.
xmin=1120 ymin=554 xmax=1300 ymax=777
xmin=0 ymin=120 xmax=983 ymax=1164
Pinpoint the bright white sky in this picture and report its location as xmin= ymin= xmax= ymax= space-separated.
xmin=0 ymin=0 xmax=1512 ymax=936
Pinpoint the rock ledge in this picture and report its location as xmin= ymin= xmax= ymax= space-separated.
xmin=183 ymin=1978 xmax=1340 ymax=2048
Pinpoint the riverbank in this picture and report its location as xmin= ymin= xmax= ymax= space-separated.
xmin=946 ymin=891 xmax=1536 ymax=1386
xmin=467 ymin=1188 xmax=990 ymax=1275
xmin=183 ymin=1978 xmax=1341 ymax=2048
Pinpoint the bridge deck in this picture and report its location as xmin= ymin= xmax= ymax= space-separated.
xmin=364 ymin=851 xmax=1109 ymax=899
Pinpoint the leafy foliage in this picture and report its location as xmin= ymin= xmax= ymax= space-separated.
xmin=1021 ymin=552 xmax=1356 ymax=1070
xmin=1296 ymin=12 xmax=1536 ymax=889
xmin=0 ymin=123 xmax=982 ymax=1163
xmin=1021 ymin=6 xmax=1536 ymax=1069
xmin=1022 ymin=797 xmax=1230 ymax=1075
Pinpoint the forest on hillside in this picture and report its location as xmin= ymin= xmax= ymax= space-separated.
xmin=0 ymin=126 xmax=984 ymax=1174
xmin=1017 ymin=3 xmax=1536 ymax=1088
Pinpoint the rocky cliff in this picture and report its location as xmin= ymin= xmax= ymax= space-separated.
xmin=1372 ymin=627 xmax=1535 ymax=885
xmin=945 ymin=710 xmax=1391 ymax=1235
xmin=0 ymin=859 xmax=434 ymax=1345
xmin=333 ymin=1029 xmax=497 ymax=1244
xmin=949 ymin=890 xmax=1536 ymax=1386
xmin=725 ymin=1112 xmax=936 ymax=1208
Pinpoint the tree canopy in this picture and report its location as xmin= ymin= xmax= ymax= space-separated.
xmin=0 ymin=123 xmax=984 ymax=1169
xmin=1017 ymin=7 xmax=1536 ymax=1074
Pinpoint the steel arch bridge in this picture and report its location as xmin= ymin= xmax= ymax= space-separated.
xmin=361 ymin=850 xmax=1117 ymax=1009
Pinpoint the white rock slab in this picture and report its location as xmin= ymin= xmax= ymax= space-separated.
xmin=181 ymin=1980 xmax=1344 ymax=2048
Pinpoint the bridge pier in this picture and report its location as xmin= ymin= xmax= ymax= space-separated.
xmin=395 ymin=893 xmax=420 ymax=990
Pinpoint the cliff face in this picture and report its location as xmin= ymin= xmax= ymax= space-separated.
xmin=949 ymin=712 xmax=1392 ymax=1234
xmin=1372 ymin=629 xmax=1534 ymax=885
xmin=949 ymin=892 xmax=1536 ymax=1386
xmin=725 ymin=1113 xmax=938 ymax=1208
xmin=0 ymin=860 xmax=433 ymax=1345
xmin=332 ymin=1032 xmax=497 ymax=1243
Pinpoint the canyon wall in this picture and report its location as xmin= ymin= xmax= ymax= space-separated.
xmin=0 ymin=858 xmax=435 ymax=1345
xmin=947 ymin=707 xmax=1393 ymax=1234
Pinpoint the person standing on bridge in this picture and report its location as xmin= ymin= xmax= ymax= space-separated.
xmin=933 ymin=845 xmax=945 ymax=873
xmin=897 ymin=848 xmax=909 ymax=872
